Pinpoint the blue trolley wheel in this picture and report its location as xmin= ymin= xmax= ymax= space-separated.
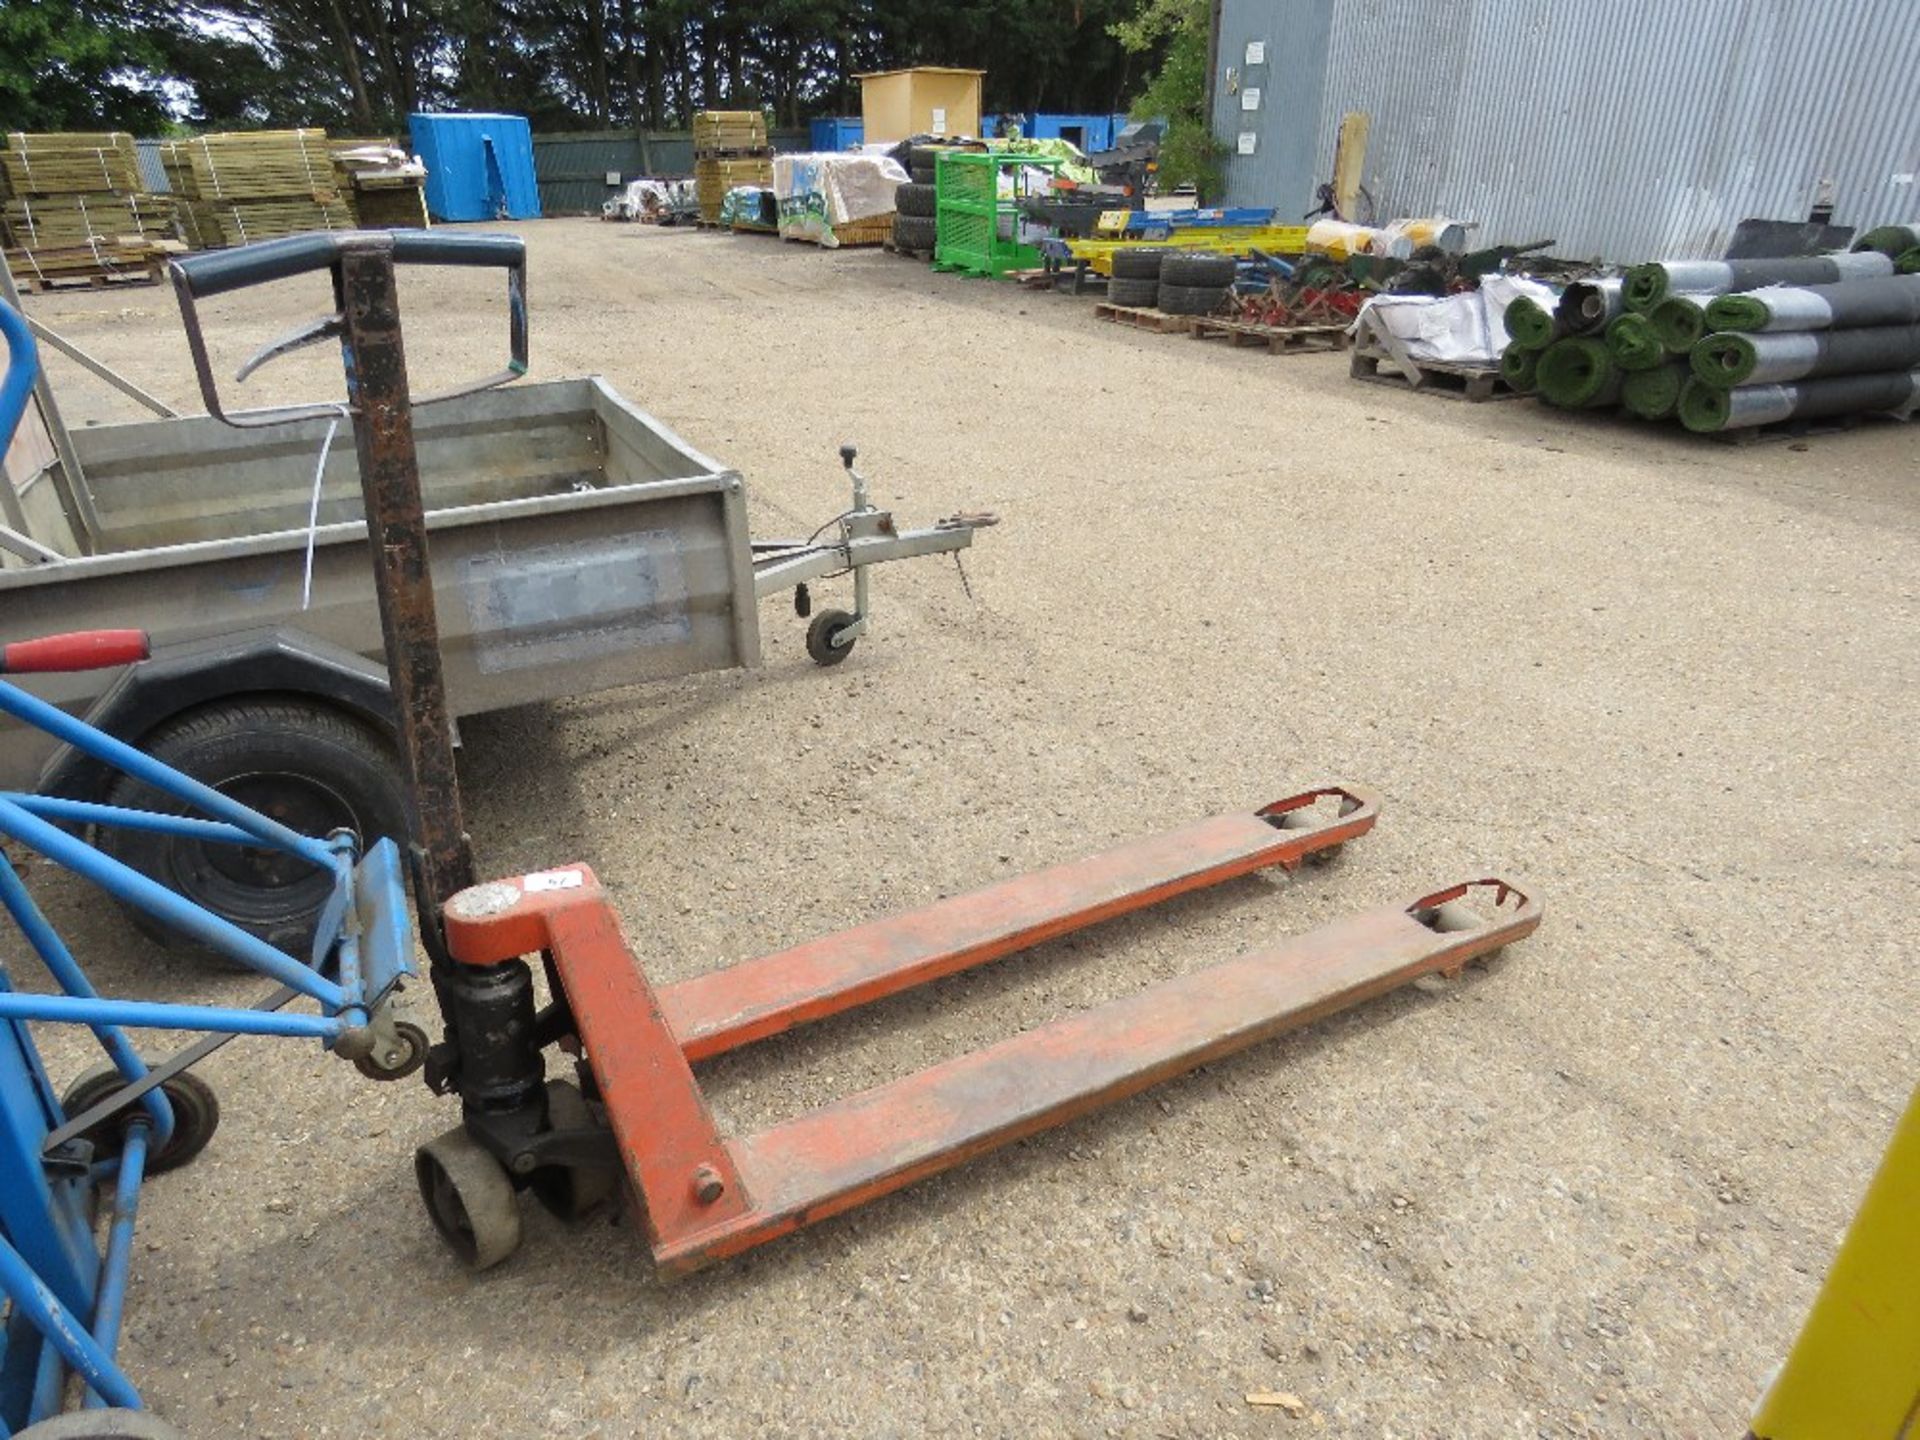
xmin=59 ymin=1067 xmax=221 ymax=1175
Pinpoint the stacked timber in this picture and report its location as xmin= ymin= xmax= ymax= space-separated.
xmin=1501 ymin=247 xmax=1920 ymax=436
xmin=2 ymin=132 xmax=178 ymax=290
xmin=693 ymin=111 xmax=773 ymax=225
xmin=163 ymin=130 xmax=352 ymax=248
xmin=332 ymin=140 xmax=429 ymax=229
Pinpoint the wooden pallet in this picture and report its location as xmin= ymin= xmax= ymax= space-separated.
xmin=1349 ymin=345 xmax=1515 ymax=401
xmin=11 ymin=262 xmax=163 ymax=293
xmin=1094 ymin=303 xmax=1196 ymax=334
xmin=1191 ymin=317 xmax=1349 ymax=354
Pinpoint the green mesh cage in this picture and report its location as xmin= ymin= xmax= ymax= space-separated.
xmin=933 ymin=151 xmax=1063 ymax=279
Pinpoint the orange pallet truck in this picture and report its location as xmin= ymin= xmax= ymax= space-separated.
xmin=167 ymin=231 xmax=1542 ymax=1275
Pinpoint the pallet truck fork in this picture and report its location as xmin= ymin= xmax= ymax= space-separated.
xmin=159 ymin=231 xmax=1543 ymax=1277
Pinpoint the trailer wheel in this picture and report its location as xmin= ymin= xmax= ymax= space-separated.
xmin=58 ymin=1066 xmax=221 ymax=1175
xmin=805 ymin=609 xmax=858 ymax=666
xmin=97 ymin=699 xmax=405 ymax=966
xmin=12 ymin=1410 xmax=189 ymax=1439
xmin=417 ymin=1125 xmax=522 ymax=1270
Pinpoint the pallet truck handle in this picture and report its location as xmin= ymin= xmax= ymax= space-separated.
xmin=0 ymin=630 xmax=150 ymax=674
xmin=170 ymin=231 xmax=525 ymax=300
xmin=168 ymin=231 xmax=528 ymax=429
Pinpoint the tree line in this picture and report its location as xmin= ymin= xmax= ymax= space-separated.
xmin=2 ymin=0 xmax=1193 ymax=136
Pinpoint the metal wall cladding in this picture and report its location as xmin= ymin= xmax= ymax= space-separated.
xmin=1219 ymin=0 xmax=1920 ymax=263
xmin=532 ymin=129 xmax=808 ymax=214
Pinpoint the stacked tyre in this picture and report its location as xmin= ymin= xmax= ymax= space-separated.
xmin=907 ymin=143 xmax=941 ymax=184
xmin=1108 ymin=248 xmax=1163 ymax=308
xmin=1155 ymin=251 xmax=1237 ymax=316
xmin=892 ymin=179 xmax=937 ymax=255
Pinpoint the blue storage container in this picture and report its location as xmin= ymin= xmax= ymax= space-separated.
xmin=1028 ymin=113 xmax=1124 ymax=151
xmin=408 ymin=112 xmax=542 ymax=222
xmin=809 ymin=117 xmax=864 ymax=150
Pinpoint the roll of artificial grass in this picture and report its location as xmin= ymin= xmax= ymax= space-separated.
xmin=1620 ymin=362 xmax=1689 ymax=419
xmin=1558 ymin=278 xmax=1623 ymax=335
xmin=1502 ymin=295 xmax=1560 ymax=350
xmin=1853 ymin=224 xmax=1920 ymax=259
xmin=1623 ymin=252 xmax=1895 ymax=312
xmin=1604 ymin=313 xmax=1666 ymax=371
xmin=1901 ymin=248 xmax=1920 ymax=275
xmin=1705 ymin=273 xmax=1920 ymax=332
xmin=1535 ymin=337 xmax=1622 ymax=408
xmin=1500 ymin=344 xmax=1540 ymax=393
xmin=1677 ymin=368 xmax=1920 ymax=433
xmin=1649 ymin=294 xmax=1714 ymax=353
xmin=1689 ymin=323 xmax=1920 ymax=388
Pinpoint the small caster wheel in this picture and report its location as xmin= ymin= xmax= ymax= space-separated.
xmin=805 ymin=607 xmax=857 ymax=666
xmin=353 ymin=1020 xmax=429 ymax=1081
xmin=528 ymin=1080 xmax=620 ymax=1221
xmin=59 ymin=1066 xmax=220 ymax=1175
xmin=14 ymin=1409 xmax=189 ymax=1439
xmin=416 ymin=1125 xmax=522 ymax=1270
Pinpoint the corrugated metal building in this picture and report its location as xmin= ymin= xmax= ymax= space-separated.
xmin=1211 ymin=0 xmax=1920 ymax=261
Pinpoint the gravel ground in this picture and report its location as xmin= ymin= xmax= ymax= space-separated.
xmin=14 ymin=219 xmax=1919 ymax=1438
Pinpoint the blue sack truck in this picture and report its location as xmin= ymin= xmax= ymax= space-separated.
xmin=0 ymin=295 xmax=421 ymax=1436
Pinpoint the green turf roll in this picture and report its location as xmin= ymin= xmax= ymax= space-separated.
xmin=1901 ymin=248 xmax=1920 ymax=275
xmin=1535 ymin=337 xmax=1621 ymax=408
xmin=1690 ymin=333 xmax=1757 ymax=387
xmin=1604 ymin=313 xmax=1665 ymax=371
xmin=1620 ymin=362 xmax=1688 ymax=419
xmin=1503 ymin=296 xmax=1559 ymax=350
xmin=1500 ymin=344 xmax=1540 ymax=392
xmin=1623 ymin=263 xmax=1673 ymax=313
xmin=1650 ymin=295 xmax=1711 ymax=353
xmin=1705 ymin=293 xmax=1773 ymax=331
xmin=1678 ymin=379 xmax=1734 ymax=432
xmin=1854 ymin=224 xmax=1920 ymax=260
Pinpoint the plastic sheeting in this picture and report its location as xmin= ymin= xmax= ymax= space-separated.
xmin=772 ymin=152 xmax=909 ymax=247
xmin=1359 ymin=275 xmax=1557 ymax=365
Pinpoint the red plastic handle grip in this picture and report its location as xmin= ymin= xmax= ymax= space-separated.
xmin=0 ymin=630 xmax=150 ymax=674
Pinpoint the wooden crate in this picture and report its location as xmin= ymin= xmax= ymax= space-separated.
xmin=6 ymin=237 xmax=181 ymax=292
xmin=1348 ymin=345 xmax=1515 ymax=401
xmin=162 ymin=131 xmax=337 ymax=202
xmin=694 ymin=156 xmax=774 ymax=222
xmin=693 ymin=111 xmax=770 ymax=156
xmin=2 ymin=132 xmax=142 ymax=196
xmin=4 ymin=193 xmax=174 ymax=250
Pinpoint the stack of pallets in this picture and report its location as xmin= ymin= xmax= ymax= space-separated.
xmin=331 ymin=140 xmax=429 ymax=229
xmin=693 ymin=111 xmax=773 ymax=225
xmin=162 ymin=129 xmax=352 ymax=248
xmin=2 ymin=132 xmax=179 ymax=291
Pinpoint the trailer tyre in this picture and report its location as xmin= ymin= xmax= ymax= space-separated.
xmin=1159 ymin=251 xmax=1237 ymax=288
xmin=895 ymin=182 xmax=937 ymax=218
xmin=1156 ymin=282 xmax=1230 ymax=316
xmin=98 ymin=699 xmax=405 ymax=967
xmin=806 ymin=609 xmax=858 ymax=666
xmin=59 ymin=1065 xmax=221 ymax=1175
xmin=1109 ymin=247 xmax=1164 ymax=280
xmin=892 ymin=214 xmax=937 ymax=253
xmin=1107 ymin=277 xmax=1160 ymax=308
xmin=12 ymin=1411 xmax=189 ymax=1440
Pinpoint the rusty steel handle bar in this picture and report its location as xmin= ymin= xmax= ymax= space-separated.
xmin=169 ymin=230 xmax=528 ymax=429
